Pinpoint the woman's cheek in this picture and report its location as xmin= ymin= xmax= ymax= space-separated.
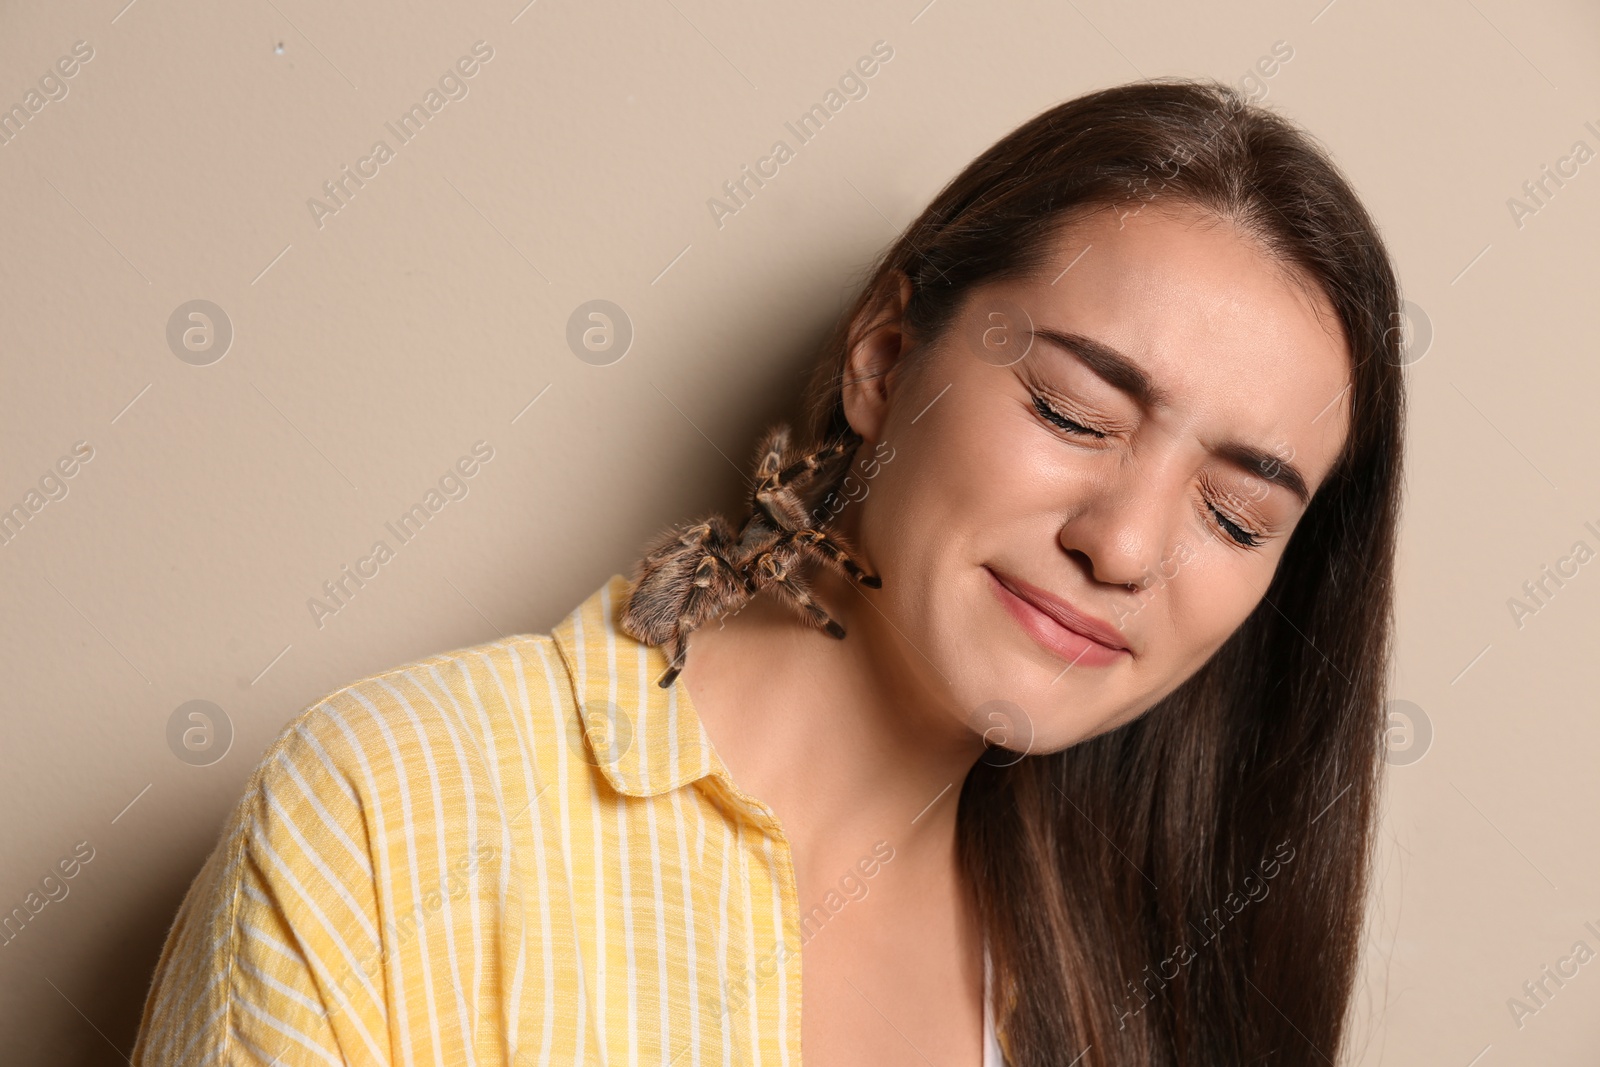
xmin=1171 ymin=563 xmax=1260 ymax=663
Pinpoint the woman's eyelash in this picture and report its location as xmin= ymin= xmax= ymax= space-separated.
xmin=1031 ymin=393 xmax=1107 ymax=438
xmin=1207 ymin=504 xmax=1264 ymax=548
xmin=1031 ymin=391 xmax=1267 ymax=549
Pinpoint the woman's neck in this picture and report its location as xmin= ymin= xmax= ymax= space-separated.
xmin=675 ymin=514 xmax=989 ymax=875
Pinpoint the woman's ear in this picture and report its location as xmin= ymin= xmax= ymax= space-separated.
xmin=842 ymin=270 xmax=916 ymax=444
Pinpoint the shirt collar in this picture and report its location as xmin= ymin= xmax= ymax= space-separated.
xmin=550 ymin=573 xmax=732 ymax=800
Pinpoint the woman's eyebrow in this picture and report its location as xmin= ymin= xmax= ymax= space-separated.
xmin=1212 ymin=442 xmax=1312 ymax=506
xmin=1030 ymin=326 xmax=1172 ymax=408
xmin=1030 ymin=325 xmax=1312 ymax=506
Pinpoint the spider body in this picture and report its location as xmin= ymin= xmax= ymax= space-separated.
xmin=620 ymin=423 xmax=883 ymax=688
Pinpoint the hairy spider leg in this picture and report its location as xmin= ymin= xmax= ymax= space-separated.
xmin=749 ymin=548 xmax=848 ymax=640
xmin=748 ymin=434 xmax=859 ymax=533
xmin=768 ymin=433 xmax=857 ymax=494
xmin=658 ymin=548 xmax=749 ymax=688
xmin=769 ymin=526 xmax=883 ymax=588
xmin=751 ymin=424 xmax=793 ymax=481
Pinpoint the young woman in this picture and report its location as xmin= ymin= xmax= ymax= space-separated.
xmin=131 ymin=78 xmax=1404 ymax=1067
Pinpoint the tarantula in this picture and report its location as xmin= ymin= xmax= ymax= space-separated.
xmin=620 ymin=422 xmax=883 ymax=688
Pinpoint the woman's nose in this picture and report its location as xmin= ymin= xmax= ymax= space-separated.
xmin=1057 ymin=463 xmax=1193 ymax=591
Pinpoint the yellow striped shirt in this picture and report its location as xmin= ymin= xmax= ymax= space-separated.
xmin=132 ymin=573 xmax=1008 ymax=1065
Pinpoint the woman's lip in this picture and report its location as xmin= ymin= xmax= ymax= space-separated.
xmin=985 ymin=566 xmax=1131 ymax=666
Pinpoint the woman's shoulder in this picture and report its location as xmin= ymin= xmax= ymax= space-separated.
xmin=132 ymin=629 xmax=576 ymax=1064
xmin=247 ymin=630 xmax=578 ymax=818
xmin=237 ymin=570 xmax=644 ymax=836
xmin=209 ymin=570 xmax=659 ymax=868
xmin=132 ymin=579 xmax=641 ymax=1063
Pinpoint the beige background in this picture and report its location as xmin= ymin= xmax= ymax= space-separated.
xmin=1 ymin=0 xmax=1597 ymax=1062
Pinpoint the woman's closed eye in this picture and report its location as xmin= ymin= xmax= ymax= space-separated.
xmin=1030 ymin=392 xmax=1109 ymax=439
xmin=1205 ymin=501 xmax=1265 ymax=548
xmin=1030 ymin=391 xmax=1268 ymax=549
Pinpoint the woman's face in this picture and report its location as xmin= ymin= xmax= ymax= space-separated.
xmin=842 ymin=201 xmax=1353 ymax=755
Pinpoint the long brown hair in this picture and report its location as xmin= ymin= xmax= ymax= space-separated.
xmin=798 ymin=78 xmax=1405 ymax=1066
